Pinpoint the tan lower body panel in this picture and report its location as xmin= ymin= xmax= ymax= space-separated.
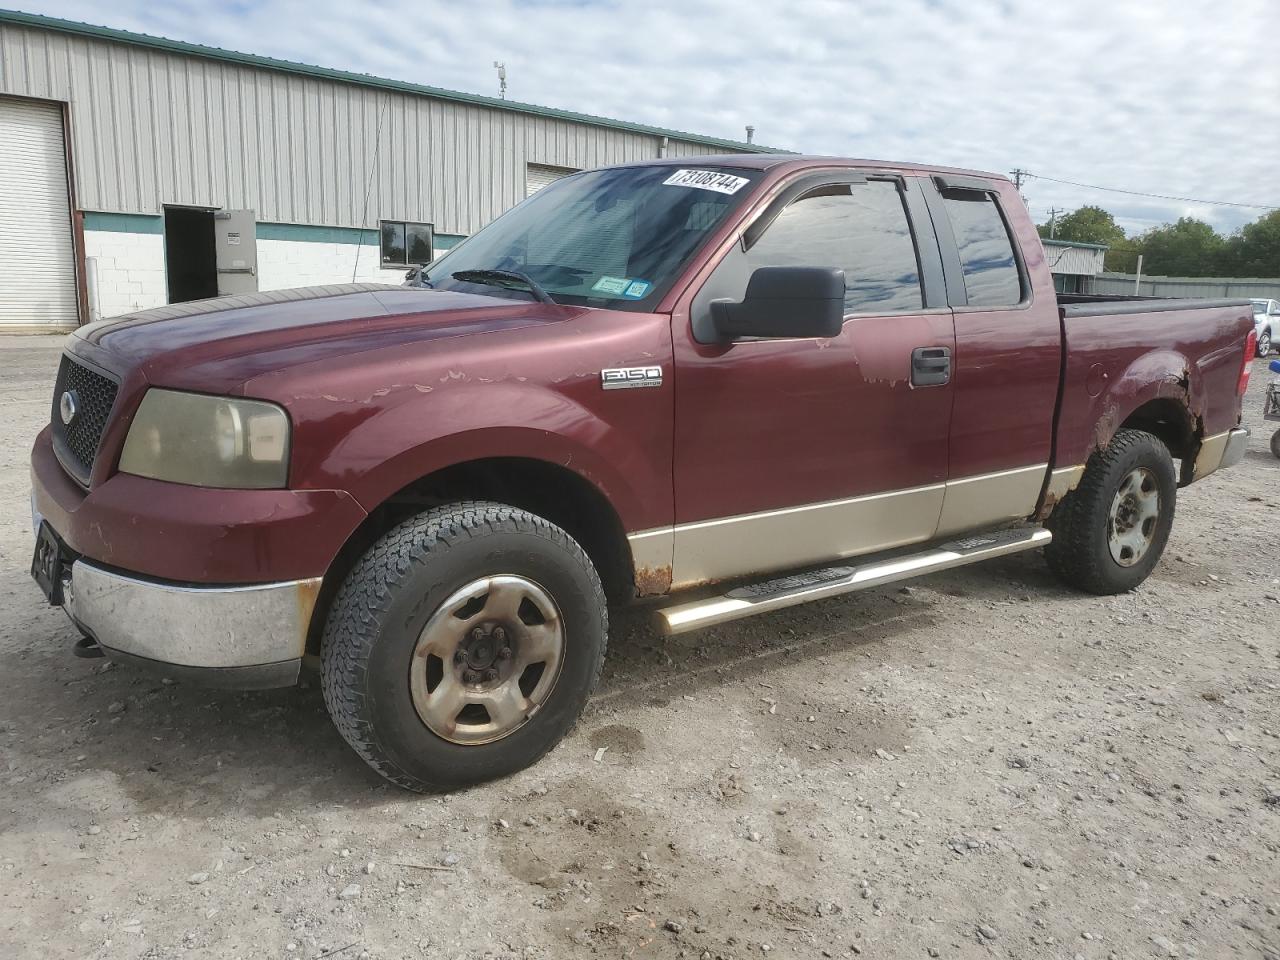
xmin=1044 ymin=464 xmax=1086 ymax=504
xmin=1192 ymin=428 xmax=1249 ymax=481
xmin=629 ymin=463 xmax=1057 ymax=593
xmin=935 ymin=463 xmax=1048 ymax=537
xmin=666 ymin=483 xmax=946 ymax=589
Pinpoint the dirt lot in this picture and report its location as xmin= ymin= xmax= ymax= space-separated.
xmin=1 ymin=335 xmax=1277 ymax=960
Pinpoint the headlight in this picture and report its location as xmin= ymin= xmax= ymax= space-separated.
xmin=119 ymin=389 xmax=290 ymax=489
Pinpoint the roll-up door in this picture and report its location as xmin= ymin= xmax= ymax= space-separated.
xmin=0 ymin=97 xmax=78 ymax=328
xmin=525 ymin=163 xmax=578 ymax=198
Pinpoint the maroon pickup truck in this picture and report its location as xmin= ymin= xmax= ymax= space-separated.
xmin=30 ymin=155 xmax=1254 ymax=791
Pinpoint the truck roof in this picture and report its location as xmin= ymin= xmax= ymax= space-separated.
xmin=607 ymin=153 xmax=1010 ymax=183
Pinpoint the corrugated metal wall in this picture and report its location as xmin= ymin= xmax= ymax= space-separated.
xmin=0 ymin=22 xmax=745 ymax=235
xmin=1087 ymin=273 xmax=1280 ymax=300
xmin=1041 ymin=242 xmax=1106 ymax=277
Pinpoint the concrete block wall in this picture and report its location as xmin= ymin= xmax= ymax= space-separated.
xmin=257 ymin=238 xmax=391 ymax=291
xmin=80 ymin=215 xmax=467 ymax=320
xmin=83 ymin=229 xmax=167 ymax=319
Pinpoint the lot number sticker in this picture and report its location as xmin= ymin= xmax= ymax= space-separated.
xmin=662 ymin=169 xmax=750 ymax=195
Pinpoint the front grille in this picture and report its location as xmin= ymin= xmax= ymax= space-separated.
xmin=51 ymin=355 xmax=119 ymax=484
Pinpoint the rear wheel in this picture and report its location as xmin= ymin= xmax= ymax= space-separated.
xmin=1258 ymin=330 xmax=1272 ymax=357
xmin=320 ymin=501 xmax=607 ymax=792
xmin=1270 ymin=429 xmax=1280 ymax=460
xmin=1045 ymin=429 xmax=1176 ymax=595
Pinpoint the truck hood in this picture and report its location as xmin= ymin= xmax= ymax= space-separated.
xmin=69 ymin=283 xmax=584 ymax=394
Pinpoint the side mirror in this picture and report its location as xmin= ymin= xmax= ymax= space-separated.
xmin=711 ymin=267 xmax=846 ymax=340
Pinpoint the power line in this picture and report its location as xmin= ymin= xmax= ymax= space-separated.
xmin=1023 ymin=172 xmax=1279 ymax=211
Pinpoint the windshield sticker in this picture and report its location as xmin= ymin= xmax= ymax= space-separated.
xmin=592 ymin=276 xmax=631 ymax=296
xmin=622 ymin=280 xmax=652 ymax=299
xmin=662 ymin=169 xmax=750 ymax=195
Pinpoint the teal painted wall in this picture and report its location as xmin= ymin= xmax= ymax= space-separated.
xmin=83 ymin=212 xmax=466 ymax=250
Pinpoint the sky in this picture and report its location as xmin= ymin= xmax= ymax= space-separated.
xmin=16 ymin=0 xmax=1280 ymax=236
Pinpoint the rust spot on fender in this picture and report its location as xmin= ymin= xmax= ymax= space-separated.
xmin=634 ymin=564 xmax=672 ymax=597
xmin=1092 ymin=399 xmax=1121 ymax=453
xmin=1034 ymin=488 xmax=1061 ymax=522
xmin=295 ymin=578 xmax=323 ymax=656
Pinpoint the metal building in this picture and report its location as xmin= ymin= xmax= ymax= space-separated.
xmin=0 ymin=10 xmax=767 ymax=332
xmin=1041 ymin=239 xmax=1108 ymax=294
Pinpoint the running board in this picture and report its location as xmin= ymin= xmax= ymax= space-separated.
xmin=656 ymin=527 xmax=1052 ymax=635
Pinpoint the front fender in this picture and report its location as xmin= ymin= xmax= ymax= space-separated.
xmin=287 ymin=378 xmax=671 ymax=534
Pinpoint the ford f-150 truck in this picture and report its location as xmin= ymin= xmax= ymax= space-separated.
xmin=30 ymin=155 xmax=1255 ymax=791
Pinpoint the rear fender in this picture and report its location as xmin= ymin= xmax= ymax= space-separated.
xmin=1092 ymin=348 xmax=1202 ymax=455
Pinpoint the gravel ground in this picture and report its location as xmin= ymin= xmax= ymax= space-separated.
xmin=1 ymin=335 xmax=1277 ymax=960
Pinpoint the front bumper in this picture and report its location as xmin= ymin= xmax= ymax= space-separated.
xmin=1191 ymin=427 xmax=1250 ymax=481
xmin=65 ymin=559 xmax=321 ymax=689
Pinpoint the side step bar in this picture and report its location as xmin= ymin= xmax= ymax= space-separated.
xmin=656 ymin=527 xmax=1051 ymax=635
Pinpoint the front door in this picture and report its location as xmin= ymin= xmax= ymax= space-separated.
xmin=214 ymin=209 xmax=258 ymax=297
xmin=669 ymin=173 xmax=955 ymax=588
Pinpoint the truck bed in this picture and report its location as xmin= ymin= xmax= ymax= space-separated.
xmin=1051 ymin=296 xmax=1253 ymax=481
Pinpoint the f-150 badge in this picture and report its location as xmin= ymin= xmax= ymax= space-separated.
xmin=601 ymin=366 xmax=663 ymax=390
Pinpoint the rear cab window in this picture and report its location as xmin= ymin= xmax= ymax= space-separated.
xmin=938 ymin=188 xmax=1024 ymax=307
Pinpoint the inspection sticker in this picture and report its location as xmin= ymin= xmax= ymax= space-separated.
xmin=592 ymin=276 xmax=631 ymax=295
xmin=662 ymin=169 xmax=750 ymax=195
xmin=622 ymin=279 xmax=652 ymax=299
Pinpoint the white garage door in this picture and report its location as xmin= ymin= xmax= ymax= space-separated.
xmin=525 ymin=163 xmax=578 ymax=198
xmin=0 ymin=98 xmax=78 ymax=328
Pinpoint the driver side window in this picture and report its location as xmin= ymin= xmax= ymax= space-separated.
xmin=745 ymin=181 xmax=924 ymax=314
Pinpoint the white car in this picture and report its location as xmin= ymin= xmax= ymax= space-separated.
xmin=1253 ymin=299 xmax=1280 ymax=356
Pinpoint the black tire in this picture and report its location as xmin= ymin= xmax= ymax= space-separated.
xmin=1044 ymin=429 xmax=1177 ymax=595
xmin=320 ymin=501 xmax=607 ymax=792
xmin=1258 ymin=330 xmax=1272 ymax=357
xmin=1270 ymin=429 xmax=1280 ymax=460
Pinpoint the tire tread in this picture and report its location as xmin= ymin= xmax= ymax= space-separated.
xmin=1045 ymin=428 xmax=1174 ymax=595
xmin=320 ymin=501 xmax=607 ymax=792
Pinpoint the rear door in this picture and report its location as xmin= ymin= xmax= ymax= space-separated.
xmin=920 ymin=175 xmax=1062 ymax=534
xmin=214 ymin=209 xmax=258 ymax=297
xmin=668 ymin=171 xmax=955 ymax=588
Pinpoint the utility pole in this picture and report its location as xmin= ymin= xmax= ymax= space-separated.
xmin=493 ymin=62 xmax=507 ymax=100
xmin=1046 ymin=206 xmax=1064 ymax=240
xmin=1010 ymin=168 xmax=1029 ymax=191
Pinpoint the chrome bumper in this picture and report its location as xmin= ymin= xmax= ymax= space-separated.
xmin=66 ymin=560 xmax=321 ymax=689
xmin=1192 ymin=427 xmax=1250 ymax=481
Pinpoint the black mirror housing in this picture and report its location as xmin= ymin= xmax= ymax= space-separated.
xmin=711 ymin=267 xmax=846 ymax=340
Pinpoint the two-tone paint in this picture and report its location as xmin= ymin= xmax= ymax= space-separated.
xmin=31 ymin=155 xmax=1255 ymax=621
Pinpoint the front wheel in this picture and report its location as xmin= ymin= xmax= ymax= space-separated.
xmin=1045 ymin=429 xmax=1177 ymax=595
xmin=320 ymin=501 xmax=607 ymax=792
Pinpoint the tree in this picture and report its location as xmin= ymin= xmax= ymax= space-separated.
xmin=1037 ymin=205 xmax=1126 ymax=247
xmin=1136 ymin=218 xmax=1224 ymax=277
xmin=1221 ymin=210 xmax=1280 ymax=277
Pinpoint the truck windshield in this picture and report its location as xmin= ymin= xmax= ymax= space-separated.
xmin=419 ymin=165 xmax=761 ymax=309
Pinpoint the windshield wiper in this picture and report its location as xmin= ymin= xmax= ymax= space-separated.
xmin=451 ymin=269 xmax=555 ymax=304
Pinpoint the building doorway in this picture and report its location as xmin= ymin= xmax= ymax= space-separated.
xmin=163 ymin=206 xmax=218 ymax=303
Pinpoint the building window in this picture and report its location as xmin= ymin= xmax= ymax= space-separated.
xmin=939 ymin=190 xmax=1023 ymax=307
xmin=380 ymin=220 xmax=434 ymax=266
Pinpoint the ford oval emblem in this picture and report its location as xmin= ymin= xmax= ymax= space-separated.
xmin=59 ymin=390 xmax=79 ymax=426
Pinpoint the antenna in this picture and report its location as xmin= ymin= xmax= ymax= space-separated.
xmin=745 ymin=125 xmax=755 ymax=144
xmin=493 ymin=61 xmax=507 ymax=100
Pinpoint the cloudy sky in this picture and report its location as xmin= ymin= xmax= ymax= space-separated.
xmin=19 ymin=0 xmax=1280 ymax=236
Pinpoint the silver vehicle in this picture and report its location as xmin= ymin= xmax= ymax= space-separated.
xmin=1252 ymin=299 xmax=1280 ymax=356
